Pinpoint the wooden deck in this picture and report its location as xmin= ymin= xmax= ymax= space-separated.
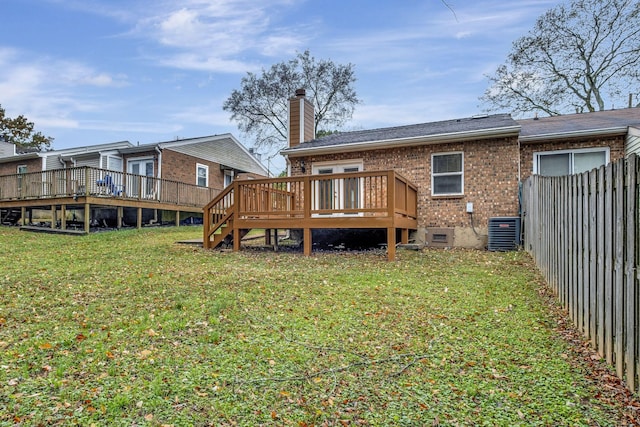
xmin=203 ymin=170 xmax=418 ymax=260
xmin=0 ymin=166 xmax=218 ymax=232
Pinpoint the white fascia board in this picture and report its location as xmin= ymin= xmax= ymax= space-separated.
xmin=281 ymin=126 xmax=521 ymax=157
xmin=519 ymin=127 xmax=628 ymax=143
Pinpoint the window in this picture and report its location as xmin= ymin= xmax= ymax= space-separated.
xmin=224 ymin=170 xmax=234 ymax=187
xmin=534 ymin=148 xmax=609 ymax=176
xmin=196 ymin=164 xmax=209 ymax=187
xmin=17 ymin=165 xmax=27 ymax=174
xmin=432 ymin=152 xmax=463 ymax=196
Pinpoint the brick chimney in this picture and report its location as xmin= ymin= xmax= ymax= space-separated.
xmin=288 ymin=89 xmax=315 ymax=148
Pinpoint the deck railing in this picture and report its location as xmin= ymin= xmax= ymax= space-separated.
xmin=204 ymin=170 xmax=418 ymax=250
xmin=0 ymin=166 xmax=221 ymax=208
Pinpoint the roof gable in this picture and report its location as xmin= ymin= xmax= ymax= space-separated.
xmin=162 ymin=134 xmax=268 ymax=176
xmin=121 ymin=134 xmax=268 ymax=176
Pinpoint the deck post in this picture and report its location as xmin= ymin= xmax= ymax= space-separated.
xmin=137 ymin=207 xmax=142 ymax=229
xmin=175 ymin=210 xmax=180 ymax=227
xmin=21 ymin=207 xmax=26 ymax=226
xmin=304 ymin=228 xmax=312 ymax=256
xmin=117 ymin=207 xmax=123 ymax=229
xmin=387 ymin=227 xmax=396 ymax=261
xmin=233 ymin=227 xmax=241 ymax=252
xmin=60 ymin=205 xmax=67 ymax=230
xmin=84 ymin=203 xmax=90 ymax=233
xmin=50 ymin=205 xmax=56 ymax=229
xmin=401 ymin=228 xmax=409 ymax=244
xmin=265 ymin=229 xmax=271 ymax=246
xmin=84 ymin=167 xmax=90 ymax=196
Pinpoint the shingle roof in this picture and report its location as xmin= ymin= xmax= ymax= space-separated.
xmin=281 ymin=113 xmax=519 ymax=154
xmin=517 ymin=108 xmax=640 ymax=140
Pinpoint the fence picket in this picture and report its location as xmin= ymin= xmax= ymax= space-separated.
xmin=604 ymin=163 xmax=614 ymax=365
xmin=625 ymin=156 xmax=637 ymax=390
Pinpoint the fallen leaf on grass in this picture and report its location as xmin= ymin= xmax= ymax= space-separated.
xmin=138 ymin=349 xmax=153 ymax=359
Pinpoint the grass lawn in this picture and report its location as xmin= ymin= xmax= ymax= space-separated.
xmin=0 ymin=226 xmax=634 ymax=426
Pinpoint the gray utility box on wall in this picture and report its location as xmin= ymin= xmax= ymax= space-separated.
xmin=488 ymin=217 xmax=521 ymax=251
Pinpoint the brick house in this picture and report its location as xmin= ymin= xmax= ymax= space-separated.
xmin=281 ymin=90 xmax=639 ymax=249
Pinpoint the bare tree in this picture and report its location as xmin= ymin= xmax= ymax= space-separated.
xmin=223 ymin=51 xmax=359 ymax=154
xmin=481 ymin=0 xmax=640 ymax=116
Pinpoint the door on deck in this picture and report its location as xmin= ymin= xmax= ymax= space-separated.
xmin=313 ymin=163 xmax=362 ymax=215
xmin=128 ymin=159 xmax=155 ymax=198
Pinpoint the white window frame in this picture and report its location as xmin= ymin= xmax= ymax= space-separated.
xmin=224 ymin=170 xmax=234 ymax=187
xmin=431 ymin=152 xmax=464 ymax=196
xmin=196 ymin=163 xmax=209 ymax=187
xmin=17 ymin=165 xmax=27 ymax=174
xmin=533 ymin=147 xmax=610 ymax=176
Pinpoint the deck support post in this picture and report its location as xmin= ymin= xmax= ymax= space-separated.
xmin=50 ymin=205 xmax=56 ymax=229
xmin=303 ymin=228 xmax=312 ymax=256
xmin=401 ymin=228 xmax=409 ymax=244
xmin=233 ymin=227 xmax=241 ymax=252
xmin=175 ymin=210 xmax=180 ymax=227
xmin=117 ymin=207 xmax=123 ymax=229
xmin=60 ymin=205 xmax=67 ymax=230
xmin=84 ymin=203 xmax=90 ymax=233
xmin=21 ymin=207 xmax=26 ymax=226
xmin=137 ymin=207 xmax=142 ymax=229
xmin=265 ymin=229 xmax=271 ymax=246
xmin=273 ymin=229 xmax=279 ymax=251
xmin=387 ymin=227 xmax=396 ymax=261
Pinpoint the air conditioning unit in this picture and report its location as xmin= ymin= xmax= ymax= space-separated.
xmin=488 ymin=217 xmax=521 ymax=251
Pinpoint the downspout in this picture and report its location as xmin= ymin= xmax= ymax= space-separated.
xmin=155 ymin=146 xmax=162 ymax=201
xmin=285 ymin=154 xmax=291 ymax=177
xmin=155 ymin=146 xmax=162 ymax=179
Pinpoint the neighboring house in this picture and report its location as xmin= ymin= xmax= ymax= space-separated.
xmin=280 ymin=90 xmax=639 ymax=249
xmin=0 ymin=134 xmax=268 ymax=231
xmin=0 ymin=134 xmax=268 ymax=187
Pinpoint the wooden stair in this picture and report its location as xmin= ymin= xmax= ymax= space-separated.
xmin=204 ymin=183 xmax=250 ymax=249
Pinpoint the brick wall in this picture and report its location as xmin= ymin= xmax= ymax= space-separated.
xmin=289 ymin=136 xmax=521 ymax=232
xmin=0 ymin=157 xmax=42 ymax=176
xmin=520 ymin=135 xmax=625 ymax=181
xmin=161 ymin=149 xmax=225 ymax=191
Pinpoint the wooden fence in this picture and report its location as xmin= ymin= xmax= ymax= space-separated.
xmin=522 ymin=153 xmax=639 ymax=392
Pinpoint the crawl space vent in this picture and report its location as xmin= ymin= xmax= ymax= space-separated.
xmin=488 ymin=217 xmax=521 ymax=251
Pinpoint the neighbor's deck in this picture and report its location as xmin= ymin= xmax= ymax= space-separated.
xmin=203 ymin=170 xmax=418 ymax=260
xmin=0 ymin=166 xmax=219 ymax=232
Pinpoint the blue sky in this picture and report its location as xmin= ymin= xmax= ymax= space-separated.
xmin=1 ymin=0 xmax=559 ymax=172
